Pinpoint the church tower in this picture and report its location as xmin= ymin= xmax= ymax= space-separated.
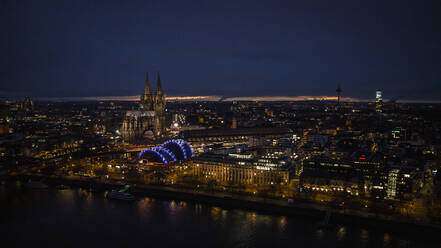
xmin=140 ymin=73 xmax=154 ymax=111
xmin=154 ymin=72 xmax=166 ymax=135
xmin=121 ymin=72 xmax=167 ymax=142
xmin=154 ymin=72 xmax=166 ymax=113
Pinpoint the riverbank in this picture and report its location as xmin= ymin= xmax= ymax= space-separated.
xmin=4 ymin=174 xmax=441 ymax=238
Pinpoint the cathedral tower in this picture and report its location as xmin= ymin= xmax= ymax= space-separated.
xmin=140 ymin=73 xmax=154 ymax=111
xmin=154 ymin=72 xmax=166 ymax=113
xmin=121 ymin=72 xmax=167 ymax=142
xmin=153 ymin=72 xmax=166 ymax=135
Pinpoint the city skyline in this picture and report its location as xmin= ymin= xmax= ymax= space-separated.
xmin=3 ymin=1 xmax=441 ymax=247
xmin=19 ymin=95 xmax=441 ymax=103
xmin=1 ymin=0 xmax=441 ymax=100
xmin=2 ymin=71 xmax=439 ymax=103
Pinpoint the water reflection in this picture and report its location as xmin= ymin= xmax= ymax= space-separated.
xmin=228 ymin=210 xmax=257 ymax=247
xmin=170 ymin=200 xmax=176 ymax=208
xmin=168 ymin=200 xmax=187 ymax=216
xmin=194 ymin=203 xmax=203 ymax=215
xmin=57 ymin=188 xmax=75 ymax=206
xmin=137 ymin=197 xmax=153 ymax=217
xmin=169 ymin=200 xmax=177 ymax=214
xmin=221 ymin=209 xmax=228 ymax=220
xmin=383 ymin=233 xmax=391 ymax=246
xmin=258 ymin=215 xmax=272 ymax=226
xmin=211 ymin=207 xmax=221 ymax=220
xmin=336 ymin=226 xmax=346 ymax=240
xmin=278 ymin=216 xmax=287 ymax=231
xmin=245 ymin=212 xmax=257 ymax=224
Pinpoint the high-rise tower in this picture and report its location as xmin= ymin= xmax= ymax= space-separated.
xmin=376 ymin=89 xmax=383 ymax=113
xmin=336 ymin=85 xmax=342 ymax=105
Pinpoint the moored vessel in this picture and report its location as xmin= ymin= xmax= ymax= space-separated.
xmin=106 ymin=191 xmax=135 ymax=201
xmin=106 ymin=185 xmax=134 ymax=201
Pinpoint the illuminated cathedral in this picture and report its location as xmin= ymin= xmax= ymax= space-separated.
xmin=121 ymin=72 xmax=166 ymax=141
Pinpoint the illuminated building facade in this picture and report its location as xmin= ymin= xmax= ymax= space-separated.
xmin=385 ymin=168 xmax=415 ymax=200
xmin=301 ymin=155 xmax=387 ymax=197
xmin=121 ymin=73 xmax=166 ymax=141
xmin=192 ymin=153 xmax=290 ymax=185
xmin=181 ymin=127 xmax=292 ymax=153
xmin=180 ymin=128 xmax=292 ymax=143
xmin=301 ymin=155 xmax=416 ymax=200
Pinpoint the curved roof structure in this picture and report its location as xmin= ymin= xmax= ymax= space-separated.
xmin=176 ymin=139 xmax=194 ymax=158
xmin=152 ymin=147 xmax=176 ymax=163
xmin=139 ymin=149 xmax=168 ymax=163
xmin=139 ymin=139 xmax=194 ymax=164
xmin=163 ymin=139 xmax=193 ymax=160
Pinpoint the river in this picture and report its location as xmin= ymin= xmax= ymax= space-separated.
xmin=1 ymin=182 xmax=438 ymax=248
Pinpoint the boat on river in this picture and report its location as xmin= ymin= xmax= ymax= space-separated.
xmin=106 ymin=185 xmax=134 ymax=201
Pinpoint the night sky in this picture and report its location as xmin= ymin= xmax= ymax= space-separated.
xmin=1 ymin=0 xmax=440 ymax=100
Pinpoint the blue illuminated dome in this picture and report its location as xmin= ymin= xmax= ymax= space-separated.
xmin=139 ymin=149 xmax=168 ymax=163
xmin=175 ymin=139 xmax=194 ymax=159
xmin=162 ymin=139 xmax=194 ymax=160
xmin=153 ymin=147 xmax=176 ymax=163
xmin=139 ymin=139 xmax=194 ymax=164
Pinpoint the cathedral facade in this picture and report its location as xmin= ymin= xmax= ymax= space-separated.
xmin=121 ymin=73 xmax=166 ymax=141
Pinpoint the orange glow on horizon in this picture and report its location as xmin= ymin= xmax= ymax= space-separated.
xmin=67 ymin=95 xmax=380 ymax=102
xmin=166 ymin=96 xmax=216 ymax=100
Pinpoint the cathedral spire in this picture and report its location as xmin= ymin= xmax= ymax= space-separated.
xmin=140 ymin=72 xmax=153 ymax=110
xmin=144 ymin=72 xmax=151 ymax=95
xmin=156 ymin=72 xmax=163 ymax=95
